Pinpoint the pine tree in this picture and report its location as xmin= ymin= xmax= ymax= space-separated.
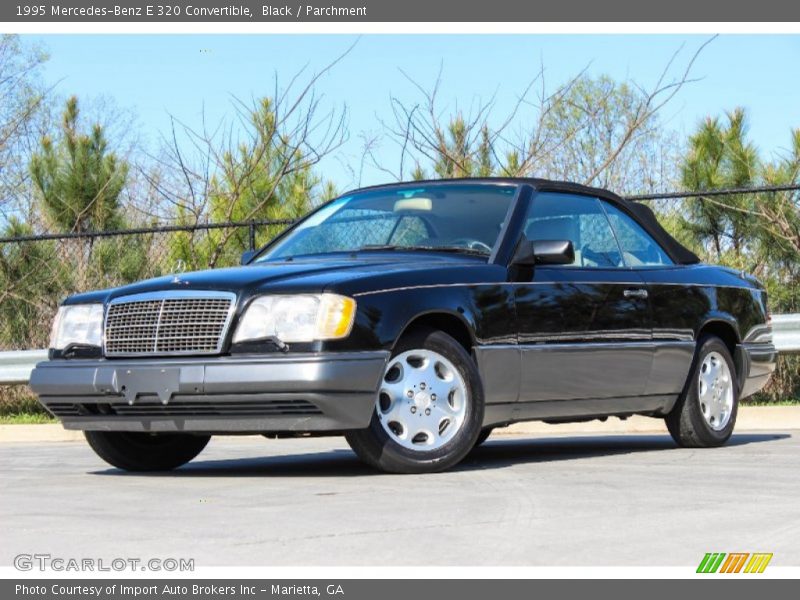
xmin=680 ymin=109 xmax=758 ymax=259
xmin=30 ymin=96 xmax=128 ymax=233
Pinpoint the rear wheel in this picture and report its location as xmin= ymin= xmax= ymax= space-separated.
xmin=84 ymin=431 xmax=210 ymax=471
xmin=665 ymin=335 xmax=738 ymax=448
xmin=345 ymin=328 xmax=484 ymax=473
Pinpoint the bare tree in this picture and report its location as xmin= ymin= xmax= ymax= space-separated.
xmin=379 ymin=37 xmax=715 ymax=195
xmin=140 ymin=46 xmax=353 ymax=268
xmin=0 ymin=34 xmax=51 ymax=223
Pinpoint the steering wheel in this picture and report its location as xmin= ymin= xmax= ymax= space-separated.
xmin=451 ymin=238 xmax=493 ymax=253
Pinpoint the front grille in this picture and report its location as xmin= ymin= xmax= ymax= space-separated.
xmin=46 ymin=399 xmax=322 ymax=418
xmin=104 ymin=292 xmax=234 ymax=356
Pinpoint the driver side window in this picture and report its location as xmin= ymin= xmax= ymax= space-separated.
xmin=524 ymin=193 xmax=623 ymax=268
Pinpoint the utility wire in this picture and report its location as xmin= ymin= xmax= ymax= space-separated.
xmin=627 ymin=183 xmax=800 ymax=201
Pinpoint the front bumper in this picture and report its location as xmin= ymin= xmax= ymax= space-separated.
xmin=29 ymin=351 xmax=389 ymax=433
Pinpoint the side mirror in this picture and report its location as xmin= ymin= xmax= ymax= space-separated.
xmin=512 ymin=238 xmax=575 ymax=266
xmin=240 ymin=250 xmax=256 ymax=265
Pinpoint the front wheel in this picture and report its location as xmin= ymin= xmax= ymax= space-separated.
xmin=473 ymin=427 xmax=494 ymax=448
xmin=665 ymin=335 xmax=739 ymax=448
xmin=84 ymin=431 xmax=211 ymax=471
xmin=345 ymin=328 xmax=484 ymax=473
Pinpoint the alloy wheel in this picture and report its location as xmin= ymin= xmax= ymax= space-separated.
xmin=697 ymin=351 xmax=734 ymax=431
xmin=375 ymin=349 xmax=469 ymax=451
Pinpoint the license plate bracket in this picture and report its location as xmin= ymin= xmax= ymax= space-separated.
xmin=114 ymin=368 xmax=181 ymax=404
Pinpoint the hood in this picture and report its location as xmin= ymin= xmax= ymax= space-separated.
xmin=64 ymin=254 xmax=505 ymax=305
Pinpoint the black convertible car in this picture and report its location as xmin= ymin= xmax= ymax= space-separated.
xmin=30 ymin=179 xmax=776 ymax=473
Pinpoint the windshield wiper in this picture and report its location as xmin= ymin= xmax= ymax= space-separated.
xmin=356 ymin=244 xmax=489 ymax=256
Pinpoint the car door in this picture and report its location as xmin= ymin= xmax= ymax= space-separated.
xmin=513 ymin=192 xmax=653 ymax=403
xmin=601 ymin=202 xmax=697 ymax=397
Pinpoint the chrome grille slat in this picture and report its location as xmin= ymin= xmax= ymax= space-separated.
xmin=104 ymin=291 xmax=235 ymax=357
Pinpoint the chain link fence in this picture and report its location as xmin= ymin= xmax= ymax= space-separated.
xmin=0 ymin=219 xmax=294 ymax=351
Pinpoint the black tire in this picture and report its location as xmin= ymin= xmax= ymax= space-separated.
xmin=84 ymin=431 xmax=211 ymax=471
xmin=473 ymin=427 xmax=493 ymax=448
xmin=345 ymin=328 xmax=484 ymax=474
xmin=665 ymin=335 xmax=739 ymax=448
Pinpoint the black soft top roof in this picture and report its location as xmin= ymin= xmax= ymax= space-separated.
xmin=349 ymin=177 xmax=700 ymax=265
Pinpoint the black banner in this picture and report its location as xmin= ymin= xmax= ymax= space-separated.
xmin=5 ymin=579 xmax=800 ymax=600
xmin=2 ymin=0 xmax=800 ymax=22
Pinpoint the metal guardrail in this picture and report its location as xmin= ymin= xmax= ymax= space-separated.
xmin=0 ymin=314 xmax=797 ymax=385
xmin=772 ymin=314 xmax=800 ymax=355
xmin=0 ymin=350 xmax=48 ymax=385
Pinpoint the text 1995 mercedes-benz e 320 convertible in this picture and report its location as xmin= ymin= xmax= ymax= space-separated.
xmin=30 ymin=179 xmax=776 ymax=473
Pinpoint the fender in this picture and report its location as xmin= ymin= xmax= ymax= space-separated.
xmin=334 ymin=282 xmax=515 ymax=352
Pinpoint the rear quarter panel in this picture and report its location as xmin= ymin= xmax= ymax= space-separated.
xmin=638 ymin=264 xmax=769 ymax=343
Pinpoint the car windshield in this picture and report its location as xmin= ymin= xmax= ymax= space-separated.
xmin=255 ymin=183 xmax=517 ymax=261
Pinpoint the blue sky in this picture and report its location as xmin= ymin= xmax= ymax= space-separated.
xmin=26 ymin=34 xmax=800 ymax=190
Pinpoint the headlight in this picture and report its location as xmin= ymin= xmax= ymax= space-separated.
xmin=50 ymin=304 xmax=104 ymax=350
xmin=232 ymin=294 xmax=356 ymax=344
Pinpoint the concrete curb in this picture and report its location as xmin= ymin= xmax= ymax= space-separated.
xmin=1 ymin=406 xmax=798 ymax=443
xmin=0 ymin=424 xmax=84 ymax=443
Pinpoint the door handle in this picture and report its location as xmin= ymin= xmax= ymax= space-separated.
xmin=624 ymin=288 xmax=649 ymax=299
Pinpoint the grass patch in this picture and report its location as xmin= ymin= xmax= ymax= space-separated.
xmin=0 ymin=412 xmax=56 ymax=424
xmin=743 ymin=398 xmax=800 ymax=406
xmin=0 ymin=385 xmax=53 ymax=423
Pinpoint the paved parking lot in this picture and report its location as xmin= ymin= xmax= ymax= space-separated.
xmin=2 ymin=431 xmax=798 ymax=567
